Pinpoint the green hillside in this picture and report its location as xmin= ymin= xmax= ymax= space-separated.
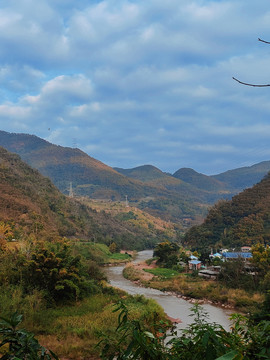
xmin=114 ymin=165 xmax=167 ymax=182
xmin=0 ymin=146 xmax=92 ymax=240
xmin=211 ymin=161 xmax=270 ymax=190
xmin=173 ymin=168 xmax=228 ymax=192
xmin=184 ymin=172 xmax=270 ymax=251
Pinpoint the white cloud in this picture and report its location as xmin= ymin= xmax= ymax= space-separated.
xmin=0 ymin=104 xmax=30 ymax=118
xmin=1 ymin=0 xmax=270 ymax=173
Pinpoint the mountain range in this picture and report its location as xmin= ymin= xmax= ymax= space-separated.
xmin=1 ymin=130 xmax=270 ymax=225
xmin=0 ymin=146 xmax=175 ymax=249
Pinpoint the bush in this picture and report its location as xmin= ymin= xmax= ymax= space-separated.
xmin=172 ymin=264 xmax=185 ymax=272
xmin=98 ymin=303 xmax=270 ymax=360
xmin=0 ymin=313 xmax=58 ymax=359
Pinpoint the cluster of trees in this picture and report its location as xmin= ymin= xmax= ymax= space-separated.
xmin=0 ymin=238 xmax=105 ymax=309
xmin=153 ymin=241 xmax=180 ymax=268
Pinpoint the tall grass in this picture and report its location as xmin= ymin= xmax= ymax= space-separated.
xmin=0 ymin=285 xmax=166 ymax=359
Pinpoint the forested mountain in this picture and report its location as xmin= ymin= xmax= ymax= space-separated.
xmin=0 ymin=131 xmax=204 ymax=202
xmin=114 ymin=165 xmax=168 ymax=182
xmin=173 ymin=168 xmax=227 ymax=192
xmin=184 ymin=172 xmax=270 ymax=251
xmin=114 ymin=165 xmax=214 ymax=198
xmin=0 ymin=131 xmax=222 ymax=224
xmin=1 ymin=130 xmax=270 ymax=226
xmin=0 ymin=130 xmax=154 ymax=199
xmin=211 ymin=161 xmax=270 ymax=190
xmin=0 ymin=147 xmax=175 ymax=249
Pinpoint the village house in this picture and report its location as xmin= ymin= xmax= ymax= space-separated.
xmin=188 ymin=259 xmax=201 ymax=271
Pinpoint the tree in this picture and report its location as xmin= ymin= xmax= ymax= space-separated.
xmin=153 ymin=242 xmax=179 ymax=268
xmin=109 ymin=242 xmax=117 ymax=254
xmin=218 ymin=258 xmax=256 ymax=290
xmin=0 ymin=222 xmax=13 ymax=251
xmin=22 ymin=241 xmax=99 ymax=303
xmin=251 ymin=244 xmax=270 ymax=291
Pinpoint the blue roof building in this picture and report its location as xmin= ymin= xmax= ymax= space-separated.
xmin=222 ymin=252 xmax=252 ymax=260
xmin=188 ymin=259 xmax=202 ymax=270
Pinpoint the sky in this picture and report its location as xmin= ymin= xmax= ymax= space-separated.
xmin=1 ymin=0 xmax=270 ymax=175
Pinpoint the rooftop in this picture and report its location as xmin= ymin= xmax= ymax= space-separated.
xmin=222 ymin=252 xmax=252 ymax=259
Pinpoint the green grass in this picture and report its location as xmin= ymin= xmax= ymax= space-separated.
xmin=143 ymin=267 xmax=179 ymax=279
xmin=109 ymin=253 xmax=131 ymax=261
xmin=73 ymin=242 xmax=131 ymax=264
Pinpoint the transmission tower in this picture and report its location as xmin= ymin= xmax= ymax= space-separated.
xmin=69 ymin=182 xmax=74 ymax=198
xmin=125 ymin=195 xmax=129 ymax=207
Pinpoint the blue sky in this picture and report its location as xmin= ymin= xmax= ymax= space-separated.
xmin=1 ymin=0 xmax=270 ymax=175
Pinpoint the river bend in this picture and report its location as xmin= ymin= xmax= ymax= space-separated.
xmin=104 ymin=250 xmax=233 ymax=331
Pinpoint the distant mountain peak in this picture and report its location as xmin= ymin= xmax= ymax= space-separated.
xmin=114 ymin=164 xmax=166 ymax=181
xmin=173 ymin=167 xmax=226 ymax=192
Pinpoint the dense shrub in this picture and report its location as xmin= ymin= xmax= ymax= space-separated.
xmin=98 ymin=303 xmax=270 ymax=360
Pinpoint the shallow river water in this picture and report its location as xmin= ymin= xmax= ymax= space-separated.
xmin=104 ymin=250 xmax=233 ymax=332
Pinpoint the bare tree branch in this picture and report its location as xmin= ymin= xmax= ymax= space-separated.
xmin=258 ymin=38 xmax=270 ymax=44
xmin=232 ymin=77 xmax=270 ymax=87
xmin=233 ymin=38 xmax=270 ymax=86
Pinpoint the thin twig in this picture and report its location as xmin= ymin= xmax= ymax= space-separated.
xmin=258 ymin=38 xmax=270 ymax=44
xmin=232 ymin=77 xmax=270 ymax=87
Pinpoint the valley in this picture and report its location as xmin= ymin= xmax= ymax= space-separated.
xmin=0 ymin=131 xmax=269 ymax=359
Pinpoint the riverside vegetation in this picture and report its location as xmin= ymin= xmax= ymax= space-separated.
xmin=1 ymin=297 xmax=270 ymax=359
xmin=1 ymin=235 xmax=269 ymax=359
xmin=124 ymin=241 xmax=269 ymax=313
xmin=0 ymin=238 xmax=167 ymax=359
xmin=123 ymin=255 xmax=264 ymax=313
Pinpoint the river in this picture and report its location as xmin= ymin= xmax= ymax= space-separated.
xmin=104 ymin=250 xmax=233 ymax=332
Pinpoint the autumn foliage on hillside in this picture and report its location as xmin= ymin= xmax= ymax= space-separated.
xmin=0 ymin=147 xmax=173 ymax=249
